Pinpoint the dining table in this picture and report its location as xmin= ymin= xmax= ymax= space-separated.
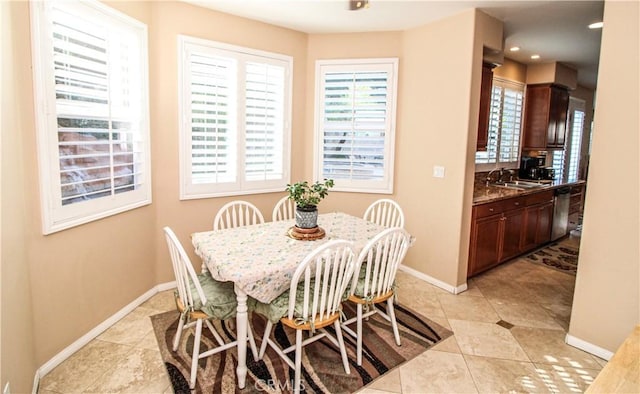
xmin=191 ymin=211 xmax=387 ymax=389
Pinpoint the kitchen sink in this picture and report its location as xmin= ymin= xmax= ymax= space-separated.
xmin=492 ymin=180 xmax=548 ymax=190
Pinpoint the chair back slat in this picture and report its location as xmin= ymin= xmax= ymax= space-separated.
xmin=213 ymin=200 xmax=265 ymax=230
xmin=352 ymin=227 xmax=411 ymax=300
xmin=272 ymin=196 xmax=296 ymax=221
xmin=363 ymin=198 xmax=405 ymax=228
xmin=164 ymin=227 xmax=207 ymax=309
xmin=288 ymin=240 xmax=356 ymax=323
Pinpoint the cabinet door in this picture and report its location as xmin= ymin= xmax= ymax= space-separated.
xmin=476 ymin=63 xmax=493 ymax=151
xmin=522 ymin=202 xmax=554 ymax=252
xmin=501 ymin=208 xmax=524 ymax=261
xmin=469 ymin=213 xmax=502 ymax=277
xmin=548 ymin=86 xmax=569 ymax=147
xmin=522 ymin=85 xmax=551 ymax=150
xmin=522 ymin=205 xmax=540 ymax=252
xmin=535 ymin=202 xmax=553 ymax=244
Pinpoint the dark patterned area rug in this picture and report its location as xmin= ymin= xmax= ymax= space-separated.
xmin=151 ymin=302 xmax=452 ymax=393
xmin=525 ymin=240 xmax=579 ymax=275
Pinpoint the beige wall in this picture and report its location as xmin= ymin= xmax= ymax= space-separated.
xmin=1 ymin=2 xmax=37 ymax=392
xmin=569 ymin=0 xmax=639 ymax=353
xmin=304 ymin=32 xmax=403 ymax=216
xmin=394 ymin=11 xmax=479 ymax=286
xmin=493 ymin=57 xmax=527 ymax=83
xmin=148 ymin=2 xmax=308 ymax=281
xmin=5 ymin=0 xmax=634 ymax=390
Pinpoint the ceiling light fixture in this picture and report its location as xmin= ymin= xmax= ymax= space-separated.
xmin=349 ymin=0 xmax=369 ymax=10
xmin=531 ymin=54 xmax=540 ymax=60
xmin=588 ymin=21 xmax=603 ymax=29
xmin=509 ymin=46 xmax=520 ymax=52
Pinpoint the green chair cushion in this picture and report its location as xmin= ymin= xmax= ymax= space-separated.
xmin=254 ymin=280 xmax=352 ymax=324
xmin=253 ymin=281 xmax=308 ymax=324
xmin=191 ymin=273 xmax=238 ymax=320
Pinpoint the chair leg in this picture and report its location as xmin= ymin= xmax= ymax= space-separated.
xmin=293 ymin=329 xmax=303 ymax=394
xmin=258 ymin=320 xmax=273 ymax=359
xmin=334 ymin=320 xmax=351 ymax=375
xmin=190 ymin=319 xmax=203 ymax=389
xmin=356 ymin=303 xmax=363 ymax=366
xmin=172 ymin=315 xmax=185 ymax=352
xmin=387 ymin=297 xmax=401 ymax=346
xmin=247 ymin=319 xmax=259 ymax=360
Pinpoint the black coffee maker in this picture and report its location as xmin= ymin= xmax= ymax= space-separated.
xmin=519 ymin=155 xmax=546 ymax=180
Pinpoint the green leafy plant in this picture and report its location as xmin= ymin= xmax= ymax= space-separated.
xmin=285 ymin=179 xmax=335 ymax=209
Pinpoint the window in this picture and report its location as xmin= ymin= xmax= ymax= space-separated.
xmin=31 ymin=0 xmax=151 ymax=234
xmin=552 ymin=98 xmax=585 ymax=183
xmin=178 ymin=36 xmax=292 ymax=199
xmin=475 ymin=78 xmax=525 ymax=169
xmin=314 ymin=58 xmax=398 ymax=194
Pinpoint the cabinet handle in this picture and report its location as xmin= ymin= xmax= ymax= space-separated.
xmin=489 ymin=208 xmax=494 ymax=212
xmin=514 ymin=202 xmax=520 ymax=206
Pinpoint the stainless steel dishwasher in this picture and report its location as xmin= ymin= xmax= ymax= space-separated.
xmin=551 ymin=186 xmax=571 ymax=240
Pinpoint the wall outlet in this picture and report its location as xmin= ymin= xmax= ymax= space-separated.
xmin=433 ymin=165 xmax=445 ymax=178
xmin=3 ymin=382 xmax=9 ymax=394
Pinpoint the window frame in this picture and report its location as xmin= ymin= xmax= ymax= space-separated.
xmin=30 ymin=0 xmax=151 ymax=235
xmin=313 ymin=58 xmax=399 ymax=194
xmin=177 ymin=35 xmax=292 ymax=200
xmin=475 ymin=77 xmax=525 ymax=172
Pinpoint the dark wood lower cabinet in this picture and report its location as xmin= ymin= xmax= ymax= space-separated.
xmin=502 ymin=209 xmax=525 ymax=261
xmin=468 ymin=189 xmax=554 ymax=278
xmin=469 ymin=213 xmax=502 ymax=275
xmin=522 ymin=201 xmax=553 ymax=250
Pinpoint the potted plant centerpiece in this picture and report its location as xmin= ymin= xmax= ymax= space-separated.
xmin=285 ymin=179 xmax=334 ymax=229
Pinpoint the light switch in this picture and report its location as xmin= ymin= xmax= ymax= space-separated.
xmin=433 ymin=165 xmax=445 ymax=178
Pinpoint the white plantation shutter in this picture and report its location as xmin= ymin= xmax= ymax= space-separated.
xmin=189 ymin=53 xmax=237 ymax=184
xmin=245 ymin=62 xmax=285 ymax=181
xmin=32 ymin=0 xmax=151 ymax=234
xmin=179 ymin=36 xmax=291 ymax=198
xmin=566 ymin=109 xmax=584 ymax=182
xmin=476 ymin=78 xmax=524 ymax=168
xmin=315 ymin=59 xmax=398 ymax=193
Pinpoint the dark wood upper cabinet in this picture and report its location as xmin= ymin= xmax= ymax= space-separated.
xmin=522 ymin=84 xmax=570 ymax=150
xmin=476 ymin=63 xmax=494 ymax=151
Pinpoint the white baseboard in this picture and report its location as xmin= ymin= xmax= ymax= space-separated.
xmin=398 ymin=265 xmax=468 ymax=294
xmin=33 ymin=281 xmax=176 ymax=392
xmin=565 ymin=333 xmax=614 ymax=361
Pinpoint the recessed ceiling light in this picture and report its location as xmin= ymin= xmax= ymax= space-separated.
xmin=509 ymin=46 xmax=520 ymax=52
xmin=589 ymin=21 xmax=603 ymax=29
xmin=531 ymin=54 xmax=540 ymax=60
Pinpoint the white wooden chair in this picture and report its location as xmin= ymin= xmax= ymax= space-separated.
xmin=213 ymin=200 xmax=265 ymax=230
xmin=272 ymin=195 xmax=296 ymax=221
xmin=163 ymin=226 xmax=258 ymax=389
xmin=256 ymin=240 xmax=357 ymax=394
xmin=363 ymin=198 xmax=405 ymax=228
xmin=341 ymin=227 xmax=411 ymax=366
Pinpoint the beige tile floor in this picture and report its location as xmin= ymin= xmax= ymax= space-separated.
xmin=39 ymin=236 xmax=605 ymax=393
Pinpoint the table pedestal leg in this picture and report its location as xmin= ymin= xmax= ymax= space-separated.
xmin=235 ymin=285 xmax=248 ymax=389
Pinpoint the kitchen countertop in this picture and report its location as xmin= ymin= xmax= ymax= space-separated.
xmin=473 ymin=179 xmax=586 ymax=205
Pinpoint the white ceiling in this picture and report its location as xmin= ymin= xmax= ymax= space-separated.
xmin=185 ymin=0 xmax=604 ymax=88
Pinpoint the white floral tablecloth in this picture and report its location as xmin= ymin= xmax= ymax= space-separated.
xmin=191 ymin=212 xmax=385 ymax=303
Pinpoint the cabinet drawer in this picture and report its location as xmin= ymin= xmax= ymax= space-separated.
xmin=474 ymin=202 xmax=503 ymax=219
xmin=570 ymin=194 xmax=582 ymax=205
xmin=475 ymin=196 xmax=526 ymax=218
xmin=526 ymin=190 xmax=554 ymax=206
xmin=570 ymin=185 xmax=584 ymax=195
xmin=502 ymin=196 xmax=526 ymax=212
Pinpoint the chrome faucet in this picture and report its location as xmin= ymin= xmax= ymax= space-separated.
xmin=486 ymin=168 xmax=504 ymax=186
